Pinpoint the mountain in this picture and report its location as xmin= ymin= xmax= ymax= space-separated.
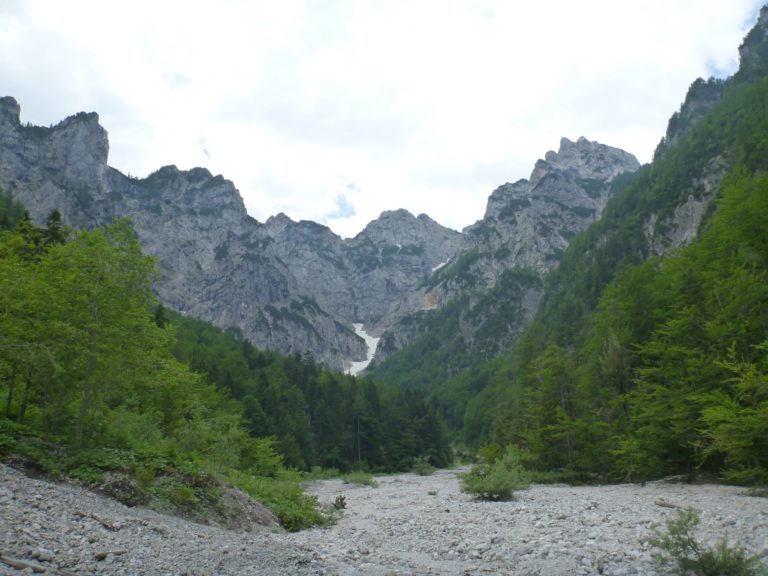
xmin=0 ymin=104 xmax=466 ymax=369
xmin=366 ymin=137 xmax=639 ymax=386
xmin=0 ymin=102 xmax=638 ymax=374
xmin=424 ymin=6 xmax=768 ymax=485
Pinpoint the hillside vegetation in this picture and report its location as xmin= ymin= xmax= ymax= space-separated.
xmin=0 ymin=206 xmax=450 ymax=530
xmin=438 ymin=74 xmax=768 ymax=484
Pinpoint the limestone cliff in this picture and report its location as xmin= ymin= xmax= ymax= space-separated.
xmin=369 ymin=137 xmax=640 ymax=370
xmin=0 ymin=101 xmax=465 ymax=369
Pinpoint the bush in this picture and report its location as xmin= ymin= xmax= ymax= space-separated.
xmin=342 ymin=471 xmax=378 ymax=487
xmin=459 ymin=447 xmax=531 ymax=501
xmin=226 ymin=468 xmax=332 ymax=532
xmin=412 ymin=456 xmax=436 ymax=476
xmin=306 ymin=466 xmax=341 ymax=480
xmin=650 ymin=507 xmax=767 ymax=576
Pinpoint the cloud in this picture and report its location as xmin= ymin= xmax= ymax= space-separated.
xmin=0 ymin=0 xmax=764 ymax=238
xmin=198 ymin=138 xmax=211 ymax=160
xmin=325 ymin=192 xmax=356 ymax=221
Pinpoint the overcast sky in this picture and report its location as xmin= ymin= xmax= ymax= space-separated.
xmin=1 ymin=1 xmax=763 ymax=237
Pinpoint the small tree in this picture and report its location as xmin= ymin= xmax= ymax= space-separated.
xmin=650 ymin=507 xmax=766 ymax=576
xmin=459 ymin=446 xmax=531 ymax=501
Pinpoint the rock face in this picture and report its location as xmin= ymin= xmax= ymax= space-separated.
xmin=0 ymin=96 xmax=641 ymax=373
xmin=0 ymin=96 xmax=639 ymax=371
xmin=734 ymin=4 xmax=768 ymax=83
xmin=0 ymin=101 xmax=465 ymax=369
xmin=369 ymin=138 xmax=640 ymax=371
xmin=467 ymin=137 xmax=640 ymax=274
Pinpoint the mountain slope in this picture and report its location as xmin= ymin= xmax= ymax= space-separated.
xmin=367 ymin=137 xmax=639 ymax=388
xmin=0 ymin=96 xmax=637 ymax=373
xmin=447 ymin=6 xmax=768 ymax=482
xmin=0 ymin=103 xmax=464 ymax=369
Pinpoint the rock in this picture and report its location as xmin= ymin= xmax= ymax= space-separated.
xmin=468 ymin=136 xmax=640 ymax=275
xmin=371 ymin=136 xmax=640 ymax=374
xmin=30 ymin=547 xmax=54 ymax=562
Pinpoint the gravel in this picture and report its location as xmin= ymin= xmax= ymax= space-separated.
xmin=2 ymin=464 xmax=767 ymax=575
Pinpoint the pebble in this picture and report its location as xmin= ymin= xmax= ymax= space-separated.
xmin=1 ymin=465 xmax=767 ymax=575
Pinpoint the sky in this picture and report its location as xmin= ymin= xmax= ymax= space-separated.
xmin=0 ymin=1 xmax=763 ymax=238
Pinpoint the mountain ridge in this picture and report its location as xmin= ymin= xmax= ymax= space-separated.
xmin=0 ymin=95 xmax=640 ymax=369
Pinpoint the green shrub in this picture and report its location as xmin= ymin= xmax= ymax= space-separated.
xmin=66 ymin=447 xmax=134 ymax=480
xmin=412 ymin=456 xmax=436 ymax=476
xmin=306 ymin=466 xmax=341 ymax=480
xmin=171 ymin=484 xmax=199 ymax=508
xmin=650 ymin=507 xmax=767 ymax=576
xmin=342 ymin=471 xmax=378 ymax=487
xmin=459 ymin=447 xmax=531 ymax=501
xmin=239 ymin=437 xmax=283 ymax=478
xmin=133 ymin=463 xmax=157 ymax=490
xmin=0 ymin=420 xmax=63 ymax=477
xmin=226 ymin=469 xmax=331 ymax=532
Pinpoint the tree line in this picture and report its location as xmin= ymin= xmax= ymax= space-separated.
xmin=0 ymin=198 xmax=452 ymax=529
xmin=447 ymin=77 xmax=768 ymax=485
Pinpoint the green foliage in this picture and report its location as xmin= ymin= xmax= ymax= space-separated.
xmin=484 ymin=73 xmax=768 ymax=483
xmin=650 ymin=508 xmax=767 ymax=576
xmin=0 ymin=218 xmax=336 ymax=530
xmin=225 ymin=468 xmax=331 ymax=532
xmin=0 ymin=189 xmax=26 ymax=231
xmin=369 ymin=268 xmax=541 ymax=399
xmin=305 ymin=466 xmax=341 ymax=480
xmin=412 ymin=456 xmax=436 ymax=476
xmin=459 ymin=446 xmax=531 ymax=501
xmin=171 ymin=312 xmax=453 ymax=472
xmin=342 ymin=471 xmax=378 ymax=487
xmin=0 ymin=214 xmax=455 ymax=531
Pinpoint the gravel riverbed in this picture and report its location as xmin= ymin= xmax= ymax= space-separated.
xmin=2 ymin=464 xmax=767 ymax=575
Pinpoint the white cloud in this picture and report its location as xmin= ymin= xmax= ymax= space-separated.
xmin=0 ymin=0 xmax=763 ymax=237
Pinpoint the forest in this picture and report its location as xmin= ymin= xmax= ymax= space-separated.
xmin=428 ymin=75 xmax=768 ymax=485
xmin=0 ymin=198 xmax=450 ymax=529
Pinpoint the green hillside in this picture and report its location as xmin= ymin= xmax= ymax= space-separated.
xmin=433 ymin=69 xmax=768 ymax=483
xmin=0 ymin=212 xmax=450 ymax=530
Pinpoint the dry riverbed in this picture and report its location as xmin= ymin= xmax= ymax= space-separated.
xmin=1 ymin=464 xmax=767 ymax=575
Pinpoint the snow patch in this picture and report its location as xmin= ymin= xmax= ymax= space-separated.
xmin=431 ymin=260 xmax=449 ymax=272
xmin=345 ymin=323 xmax=380 ymax=376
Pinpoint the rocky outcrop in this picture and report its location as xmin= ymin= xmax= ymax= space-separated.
xmin=655 ymin=6 xmax=768 ymax=160
xmin=734 ymin=5 xmax=768 ymax=83
xmin=643 ymin=155 xmax=728 ymax=256
xmin=345 ymin=210 xmax=466 ymax=326
xmin=654 ymin=78 xmax=726 ymax=158
xmin=466 ymin=137 xmax=640 ymax=275
xmin=0 ymin=100 xmax=359 ymax=367
xmin=368 ymin=138 xmax=640 ymax=371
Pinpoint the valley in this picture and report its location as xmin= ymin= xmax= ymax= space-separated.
xmin=1 ymin=4 xmax=768 ymax=574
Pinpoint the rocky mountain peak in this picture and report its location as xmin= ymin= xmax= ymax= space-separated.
xmin=531 ymin=136 xmax=639 ymax=188
xmin=0 ymin=96 xmax=21 ymax=129
xmin=356 ymin=208 xmax=460 ymax=248
xmin=0 ymin=99 xmax=637 ymax=372
xmin=264 ymin=212 xmax=293 ymax=230
xmin=466 ymin=137 xmax=639 ymax=275
xmin=736 ymin=5 xmax=768 ymax=82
